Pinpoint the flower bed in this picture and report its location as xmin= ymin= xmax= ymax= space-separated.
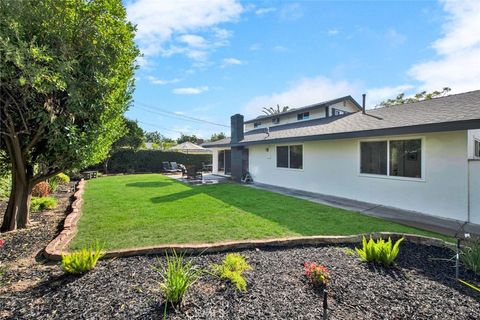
xmin=1 ymin=242 xmax=478 ymax=319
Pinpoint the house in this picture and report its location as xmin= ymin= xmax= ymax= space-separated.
xmin=203 ymin=90 xmax=480 ymax=226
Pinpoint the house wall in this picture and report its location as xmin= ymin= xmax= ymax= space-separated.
xmin=248 ymin=130 xmax=470 ymax=221
xmin=469 ymin=160 xmax=480 ymax=225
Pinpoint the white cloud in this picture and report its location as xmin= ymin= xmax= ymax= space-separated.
xmin=327 ymin=28 xmax=339 ymax=36
xmin=366 ymin=84 xmax=414 ymax=108
xmin=279 ymin=3 xmax=304 ymax=21
xmin=173 ymin=86 xmax=209 ymax=95
xmin=273 ymin=45 xmax=288 ymax=52
xmin=178 ymin=34 xmax=208 ymax=48
xmin=222 ymin=57 xmax=243 ymax=66
xmin=147 ymin=76 xmax=181 ymax=85
xmin=255 ymin=7 xmax=276 ymax=16
xmin=249 ymin=43 xmax=261 ymax=51
xmin=385 ymin=28 xmax=407 ymax=47
xmin=127 ymin=0 xmax=243 ymax=63
xmin=408 ymin=0 xmax=480 ymax=93
xmin=242 ymin=76 xmax=359 ymax=118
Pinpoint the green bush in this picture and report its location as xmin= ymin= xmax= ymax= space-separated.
xmin=30 ymin=196 xmax=57 ymax=212
xmin=92 ymin=149 xmax=211 ymax=173
xmin=61 ymin=241 xmax=105 ymax=275
xmin=211 ymin=253 xmax=252 ymax=292
xmin=155 ymin=250 xmax=202 ymax=305
xmin=355 ymin=236 xmax=404 ymax=266
xmin=47 ymin=173 xmax=70 ymax=192
xmin=461 ymin=238 xmax=480 ymax=274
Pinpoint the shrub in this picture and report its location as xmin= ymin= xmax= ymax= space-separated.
xmin=461 ymin=238 xmax=480 ymax=275
xmin=56 ymin=173 xmax=70 ymax=183
xmin=47 ymin=173 xmax=70 ymax=192
xmin=355 ymin=236 xmax=404 ymax=266
xmin=304 ymin=262 xmax=329 ymax=286
xmin=211 ymin=253 xmax=252 ymax=292
xmin=155 ymin=251 xmax=202 ymax=306
xmin=32 ymin=181 xmax=50 ymax=197
xmin=30 ymin=196 xmax=57 ymax=212
xmin=61 ymin=241 xmax=105 ymax=275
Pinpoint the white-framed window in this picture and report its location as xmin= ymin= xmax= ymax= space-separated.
xmin=297 ymin=112 xmax=310 ymax=121
xmin=475 ymin=139 xmax=480 ymax=158
xmin=360 ymin=138 xmax=423 ymax=179
xmin=277 ymin=145 xmax=303 ymax=169
xmin=332 ymin=108 xmax=346 ymax=116
xmin=272 ymin=117 xmax=280 ymax=124
xmin=254 ymin=121 xmax=262 ymax=128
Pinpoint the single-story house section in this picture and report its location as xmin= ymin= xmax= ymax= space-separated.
xmin=203 ymin=91 xmax=480 ymax=227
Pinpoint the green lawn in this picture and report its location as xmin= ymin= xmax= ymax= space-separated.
xmin=71 ymin=174 xmax=451 ymax=250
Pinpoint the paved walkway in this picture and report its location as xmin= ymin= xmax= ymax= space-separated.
xmin=249 ymin=183 xmax=480 ymax=238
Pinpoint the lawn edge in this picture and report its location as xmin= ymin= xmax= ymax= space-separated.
xmin=44 ymin=179 xmax=85 ymax=260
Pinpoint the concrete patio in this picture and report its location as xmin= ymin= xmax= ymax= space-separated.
xmin=248 ymin=182 xmax=480 ymax=238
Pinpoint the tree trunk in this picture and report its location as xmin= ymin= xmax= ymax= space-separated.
xmin=1 ymin=168 xmax=32 ymax=232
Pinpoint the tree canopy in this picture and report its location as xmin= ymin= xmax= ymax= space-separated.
xmin=378 ymin=88 xmax=451 ymax=107
xmin=112 ymin=118 xmax=144 ymax=151
xmin=0 ymin=0 xmax=139 ymax=231
xmin=210 ymin=132 xmax=227 ymax=142
xmin=177 ymin=134 xmax=198 ymax=144
xmin=262 ymin=104 xmax=290 ymax=115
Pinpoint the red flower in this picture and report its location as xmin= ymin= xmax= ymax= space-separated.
xmin=304 ymin=262 xmax=329 ymax=286
xmin=0 ymin=239 xmax=4 ymax=247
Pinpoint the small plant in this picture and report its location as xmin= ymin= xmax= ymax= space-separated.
xmin=30 ymin=196 xmax=57 ymax=212
xmin=342 ymin=248 xmax=356 ymax=256
xmin=211 ymin=253 xmax=252 ymax=292
xmin=32 ymin=181 xmax=50 ymax=197
xmin=304 ymin=262 xmax=329 ymax=286
xmin=155 ymin=250 xmax=202 ymax=307
xmin=61 ymin=241 xmax=105 ymax=275
xmin=47 ymin=173 xmax=70 ymax=192
xmin=461 ymin=238 xmax=480 ymax=275
xmin=355 ymin=236 xmax=404 ymax=266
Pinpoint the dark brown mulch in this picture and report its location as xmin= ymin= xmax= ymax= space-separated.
xmin=0 ymin=241 xmax=479 ymax=319
xmin=0 ymin=183 xmax=479 ymax=319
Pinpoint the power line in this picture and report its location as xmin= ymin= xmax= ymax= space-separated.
xmin=134 ymin=101 xmax=230 ymax=128
xmin=137 ymin=120 xmax=185 ymax=135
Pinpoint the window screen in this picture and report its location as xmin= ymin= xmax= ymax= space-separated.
xmin=390 ymin=139 xmax=422 ymax=178
xmin=276 ymin=146 xmax=289 ymax=168
xmin=289 ymin=145 xmax=303 ymax=169
xmin=360 ymin=141 xmax=387 ymax=175
xmin=277 ymin=145 xmax=303 ymax=169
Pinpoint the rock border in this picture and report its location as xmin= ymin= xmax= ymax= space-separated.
xmin=44 ymin=179 xmax=454 ymax=261
xmin=44 ymin=179 xmax=86 ymax=260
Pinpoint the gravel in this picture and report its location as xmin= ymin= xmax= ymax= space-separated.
xmin=1 ymin=185 xmax=479 ymax=319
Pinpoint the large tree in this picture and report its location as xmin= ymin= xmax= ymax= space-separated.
xmin=177 ymin=134 xmax=198 ymax=144
xmin=210 ymin=132 xmax=227 ymax=142
xmin=0 ymin=0 xmax=139 ymax=231
xmin=378 ymin=88 xmax=451 ymax=107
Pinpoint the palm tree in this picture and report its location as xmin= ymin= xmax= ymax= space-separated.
xmin=262 ymin=104 xmax=290 ymax=115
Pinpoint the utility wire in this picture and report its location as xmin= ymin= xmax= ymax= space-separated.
xmin=137 ymin=120 xmax=185 ymax=135
xmin=134 ymin=101 xmax=230 ymax=128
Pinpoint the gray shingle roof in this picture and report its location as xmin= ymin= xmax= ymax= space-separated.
xmin=203 ymin=90 xmax=480 ymax=148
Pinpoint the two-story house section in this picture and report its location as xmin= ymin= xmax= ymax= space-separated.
xmin=243 ymin=96 xmax=362 ymax=132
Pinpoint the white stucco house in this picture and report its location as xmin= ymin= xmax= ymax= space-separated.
xmin=203 ymin=91 xmax=480 ymax=227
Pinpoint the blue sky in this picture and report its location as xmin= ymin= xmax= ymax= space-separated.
xmin=125 ymin=0 xmax=480 ymax=140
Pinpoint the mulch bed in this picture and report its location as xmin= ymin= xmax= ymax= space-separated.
xmin=0 ymin=183 xmax=479 ymax=319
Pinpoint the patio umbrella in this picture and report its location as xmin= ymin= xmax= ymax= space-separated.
xmin=169 ymin=142 xmax=211 ymax=155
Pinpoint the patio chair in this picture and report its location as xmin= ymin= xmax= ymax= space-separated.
xmin=202 ymin=162 xmax=213 ymax=172
xmin=162 ymin=161 xmax=177 ymax=174
xmin=170 ymin=162 xmax=183 ymax=172
xmin=183 ymin=164 xmax=203 ymax=180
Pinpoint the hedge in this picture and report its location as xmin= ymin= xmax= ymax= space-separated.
xmin=102 ymin=150 xmax=212 ymax=173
